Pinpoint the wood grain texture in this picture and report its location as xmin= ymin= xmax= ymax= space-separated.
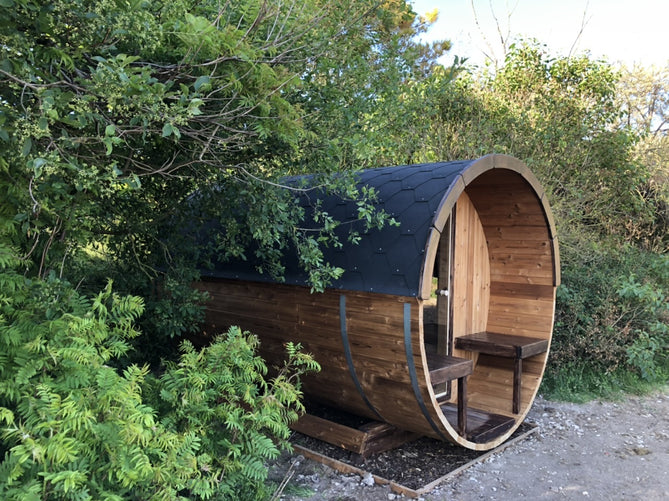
xmin=446 ymin=169 xmax=557 ymax=428
xmin=451 ymin=192 xmax=490 ymax=343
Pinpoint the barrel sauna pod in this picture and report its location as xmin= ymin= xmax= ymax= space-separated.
xmin=197 ymin=154 xmax=560 ymax=451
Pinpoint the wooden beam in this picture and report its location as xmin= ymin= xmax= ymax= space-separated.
xmin=290 ymin=413 xmax=419 ymax=458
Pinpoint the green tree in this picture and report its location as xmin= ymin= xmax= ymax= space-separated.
xmin=1 ymin=0 xmax=432 ymax=298
xmin=616 ymin=64 xmax=669 ymax=251
xmin=288 ymin=2 xmax=453 ymax=171
xmin=358 ymin=41 xmax=649 ymax=247
xmin=0 ymin=0 xmax=446 ymax=363
xmin=0 ymin=2 xmax=440 ymax=498
xmin=335 ymin=40 xmax=669 ymax=391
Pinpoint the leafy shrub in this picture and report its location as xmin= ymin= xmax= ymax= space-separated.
xmin=0 ymin=248 xmax=318 ymax=500
xmin=544 ymin=243 xmax=668 ymax=396
xmin=619 ymin=258 xmax=669 ymax=381
xmin=153 ymin=330 xmax=319 ymax=500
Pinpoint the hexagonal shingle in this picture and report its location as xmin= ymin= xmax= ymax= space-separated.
xmin=202 ymin=160 xmax=477 ymax=296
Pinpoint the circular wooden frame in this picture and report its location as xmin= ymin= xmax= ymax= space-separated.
xmin=416 ymin=154 xmax=559 ymax=449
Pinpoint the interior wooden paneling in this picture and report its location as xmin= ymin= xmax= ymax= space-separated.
xmin=449 ymin=169 xmax=557 ymax=433
xmin=465 ymin=170 xmax=556 ymax=342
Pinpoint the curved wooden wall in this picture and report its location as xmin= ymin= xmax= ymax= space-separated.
xmin=199 ymin=279 xmax=438 ymax=435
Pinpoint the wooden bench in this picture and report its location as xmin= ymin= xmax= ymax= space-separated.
xmin=455 ymin=332 xmax=549 ymax=414
xmin=426 ymin=354 xmax=473 ymax=436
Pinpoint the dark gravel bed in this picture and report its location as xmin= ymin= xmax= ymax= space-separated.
xmin=291 ymin=401 xmax=535 ymax=491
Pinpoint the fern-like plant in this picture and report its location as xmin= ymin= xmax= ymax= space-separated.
xmin=155 ymin=328 xmax=320 ymax=499
xmin=0 ymin=241 xmax=319 ymax=500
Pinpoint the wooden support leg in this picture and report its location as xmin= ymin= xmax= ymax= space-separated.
xmin=513 ymin=356 xmax=522 ymax=414
xmin=457 ymin=376 xmax=467 ymax=436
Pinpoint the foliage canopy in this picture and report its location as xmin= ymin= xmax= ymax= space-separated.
xmin=0 ymin=0 xmax=448 ymax=295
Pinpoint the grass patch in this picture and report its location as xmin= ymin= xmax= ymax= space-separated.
xmin=541 ymin=363 xmax=665 ymax=403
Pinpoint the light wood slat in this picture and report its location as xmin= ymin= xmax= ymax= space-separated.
xmin=476 ymin=214 xmax=548 ymax=227
xmin=489 ymin=261 xmax=554 ymax=275
xmin=468 ymin=194 xmax=544 ymax=214
xmin=484 ymin=312 xmax=552 ymax=336
xmin=487 ymin=240 xmax=552 ymax=257
xmin=484 ymin=306 xmax=554 ymax=328
xmin=480 ymin=224 xmax=550 ymax=242
xmin=489 ymin=282 xmax=555 ymax=300
xmin=488 ymin=294 xmax=555 ymax=315
xmin=452 ymin=192 xmax=490 ymax=339
xmin=489 ymin=272 xmax=554 ymax=286
xmin=290 ymin=414 xmax=365 ymax=453
xmin=489 ymin=252 xmax=554 ymax=269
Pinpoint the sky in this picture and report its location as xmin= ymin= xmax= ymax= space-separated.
xmin=411 ymin=0 xmax=667 ymax=68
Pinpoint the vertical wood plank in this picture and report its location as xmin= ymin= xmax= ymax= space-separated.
xmin=451 ymin=192 xmax=490 ymax=350
xmin=437 ymin=215 xmax=453 ymax=357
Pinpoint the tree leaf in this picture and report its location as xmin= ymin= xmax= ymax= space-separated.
xmin=194 ymin=76 xmax=210 ymax=91
xmin=103 ymin=137 xmax=113 ymax=155
xmin=21 ymin=137 xmax=32 ymax=156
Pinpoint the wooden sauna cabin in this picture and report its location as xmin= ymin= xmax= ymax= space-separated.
xmin=196 ymin=154 xmax=560 ymax=451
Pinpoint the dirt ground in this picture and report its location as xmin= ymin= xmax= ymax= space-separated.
xmin=268 ymin=388 xmax=669 ymax=500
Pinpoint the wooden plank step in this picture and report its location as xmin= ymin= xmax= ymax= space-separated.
xmin=291 ymin=413 xmax=366 ymax=454
xmin=440 ymin=403 xmax=516 ymax=443
xmin=290 ymin=413 xmax=420 ymax=457
xmin=426 ymin=354 xmax=473 ymax=385
xmin=357 ymin=421 xmax=421 ymax=457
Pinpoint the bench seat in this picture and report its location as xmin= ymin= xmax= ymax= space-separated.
xmin=426 ymin=353 xmax=473 ymax=436
xmin=455 ymin=332 xmax=549 ymax=414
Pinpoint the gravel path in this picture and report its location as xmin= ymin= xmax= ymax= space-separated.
xmin=269 ymin=388 xmax=669 ymax=500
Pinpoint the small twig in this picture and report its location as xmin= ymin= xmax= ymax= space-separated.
xmin=38 ymin=216 xmax=63 ymax=279
xmin=269 ymin=454 xmax=301 ymax=501
xmin=58 ymin=244 xmax=70 ymax=279
xmin=21 ymin=234 xmax=41 ymax=261
xmin=28 ymin=177 xmax=40 ymax=214
xmin=568 ymin=0 xmax=591 ymax=58
xmin=238 ymin=166 xmax=324 ymax=193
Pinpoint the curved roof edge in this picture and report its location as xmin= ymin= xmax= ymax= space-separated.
xmin=418 ymin=154 xmax=559 ymax=299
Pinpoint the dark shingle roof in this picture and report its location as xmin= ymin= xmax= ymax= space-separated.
xmin=201 ymin=160 xmax=476 ymax=296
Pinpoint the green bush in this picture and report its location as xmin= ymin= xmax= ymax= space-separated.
xmin=0 ymin=248 xmax=318 ymax=500
xmin=153 ymin=330 xmax=319 ymax=500
xmin=544 ymin=243 xmax=668 ymax=397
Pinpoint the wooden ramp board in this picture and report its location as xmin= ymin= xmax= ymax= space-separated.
xmin=290 ymin=400 xmax=421 ymax=457
xmin=291 ymin=422 xmax=537 ymax=498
